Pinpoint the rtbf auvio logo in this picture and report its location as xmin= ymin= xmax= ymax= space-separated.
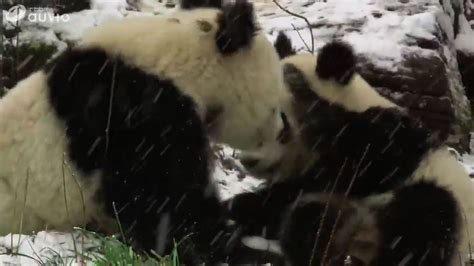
xmin=4 ymin=5 xmax=70 ymax=23
xmin=5 ymin=5 xmax=27 ymax=23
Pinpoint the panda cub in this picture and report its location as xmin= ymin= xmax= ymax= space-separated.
xmin=0 ymin=0 xmax=288 ymax=262
xmin=230 ymin=33 xmax=474 ymax=265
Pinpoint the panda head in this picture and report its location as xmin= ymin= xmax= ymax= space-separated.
xmin=78 ymin=0 xmax=288 ymax=154
xmin=277 ymin=33 xmax=398 ymax=114
xmin=240 ymin=32 xmax=401 ymax=182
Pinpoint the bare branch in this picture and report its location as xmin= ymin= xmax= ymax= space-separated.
xmin=273 ymin=0 xmax=315 ymax=53
xmin=291 ymin=23 xmax=311 ymax=53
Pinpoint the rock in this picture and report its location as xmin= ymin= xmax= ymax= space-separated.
xmin=358 ymin=53 xmax=456 ymax=141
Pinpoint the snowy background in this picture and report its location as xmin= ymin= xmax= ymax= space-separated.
xmin=1 ymin=0 xmax=474 ymax=264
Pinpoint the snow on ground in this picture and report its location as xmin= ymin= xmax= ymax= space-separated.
xmin=90 ymin=0 xmax=129 ymax=11
xmin=2 ymin=0 xmax=174 ymax=55
xmin=3 ymin=0 xmax=447 ymax=68
xmin=256 ymin=0 xmax=443 ymax=70
xmin=0 ymin=231 xmax=98 ymax=265
xmin=448 ymin=147 xmax=474 ymax=177
xmin=461 ymin=153 xmax=474 ymax=177
xmin=212 ymin=145 xmax=265 ymax=201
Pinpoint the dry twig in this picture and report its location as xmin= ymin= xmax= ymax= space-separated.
xmin=273 ymin=0 xmax=315 ymax=53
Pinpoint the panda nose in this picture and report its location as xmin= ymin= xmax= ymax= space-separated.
xmin=241 ymin=158 xmax=260 ymax=169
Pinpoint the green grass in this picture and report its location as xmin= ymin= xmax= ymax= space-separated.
xmin=83 ymin=230 xmax=180 ymax=266
xmin=92 ymin=236 xmax=179 ymax=266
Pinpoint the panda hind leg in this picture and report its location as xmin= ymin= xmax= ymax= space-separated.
xmin=280 ymin=193 xmax=374 ymax=266
xmin=373 ymin=181 xmax=460 ymax=266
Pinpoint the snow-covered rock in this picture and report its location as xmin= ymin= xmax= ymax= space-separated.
xmin=261 ymin=0 xmax=471 ymax=147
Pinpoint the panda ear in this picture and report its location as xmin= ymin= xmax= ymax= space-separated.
xmin=274 ymin=31 xmax=296 ymax=59
xmin=180 ymin=0 xmax=222 ymax=9
xmin=315 ymin=41 xmax=356 ymax=85
xmin=216 ymin=0 xmax=258 ymax=55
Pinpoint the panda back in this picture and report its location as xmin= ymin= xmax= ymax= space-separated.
xmin=0 ymin=72 xmax=105 ymax=235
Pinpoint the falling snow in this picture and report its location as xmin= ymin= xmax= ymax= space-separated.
xmin=1 ymin=0 xmax=474 ymax=263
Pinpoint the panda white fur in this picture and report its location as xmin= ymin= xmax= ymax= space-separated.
xmin=230 ymin=33 xmax=474 ymax=265
xmin=0 ymin=0 xmax=288 ymax=262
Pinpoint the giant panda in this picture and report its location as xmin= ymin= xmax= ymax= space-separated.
xmin=228 ymin=32 xmax=474 ymax=265
xmin=0 ymin=1 xmax=289 ymax=262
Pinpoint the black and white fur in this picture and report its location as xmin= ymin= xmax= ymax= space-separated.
xmin=0 ymin=1 xmax=288 ymax=262
xmin=231 ymin=33 xmax=474 ymax=265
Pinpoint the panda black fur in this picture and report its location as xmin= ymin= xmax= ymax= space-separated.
xmin=180 ymin=0 xmax=222 ymax=9
xmin=0 ymin=1 xmax=288 ymax=262
xmin=230 ymin=33 xmax=474 ymax=265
